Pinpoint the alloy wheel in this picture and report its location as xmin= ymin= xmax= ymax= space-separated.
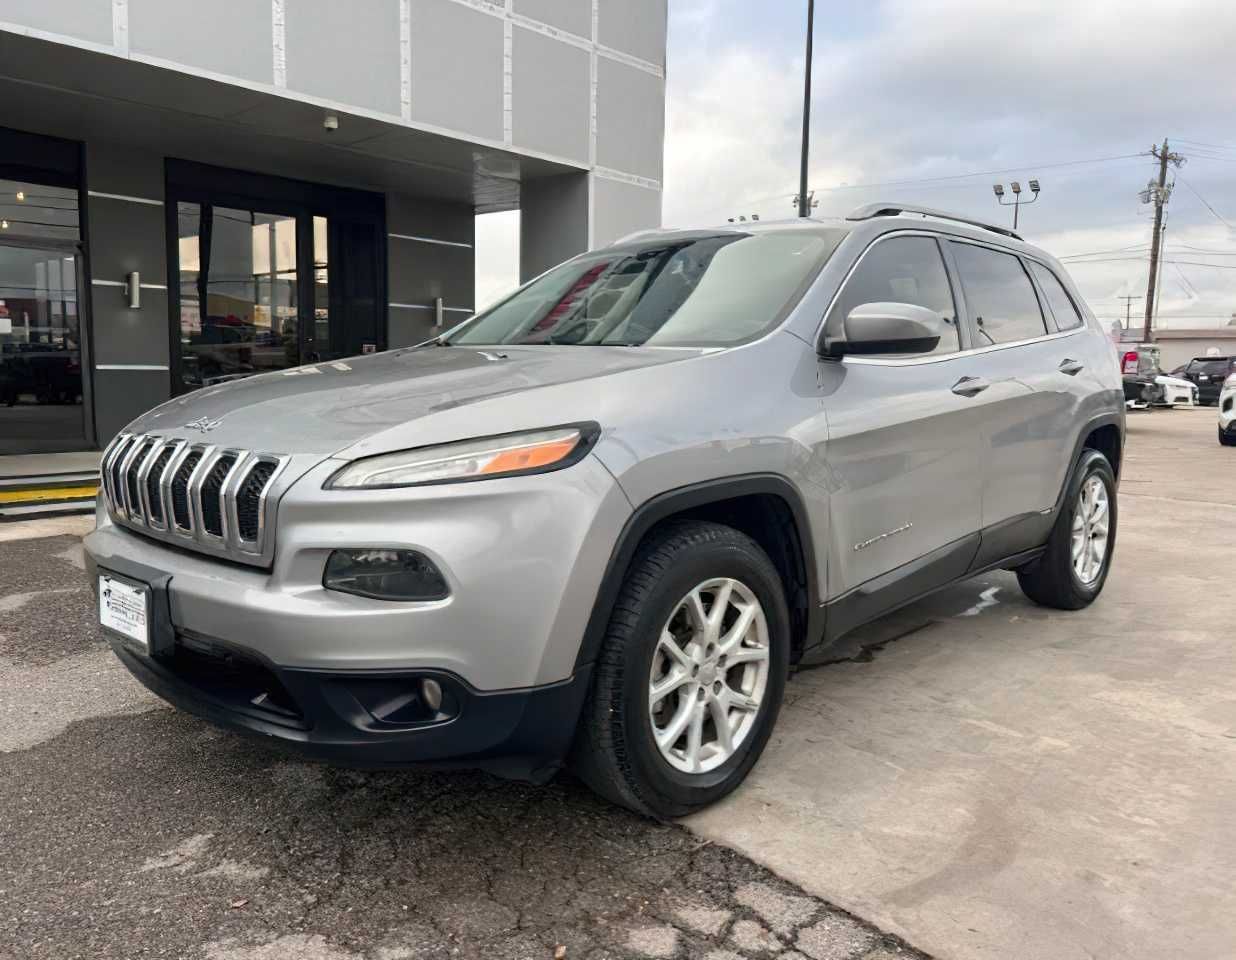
xmin=1071 ymin=474 xmax=1110 ymax=585
xmin=648 ymin=578 xmax=770 ymax=774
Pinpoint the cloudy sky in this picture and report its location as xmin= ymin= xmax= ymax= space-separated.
xmin=479 ymin=0 xmax=1236 ymax=329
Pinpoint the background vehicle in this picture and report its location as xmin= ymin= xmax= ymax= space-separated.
xmin=1154 ymin=373 xmax=1198 ymax=407
xmin=85 ymin=205 xmax=1124 ymax=818
xmin=1179 ymin=356 xmax=1236 ymax=405
xmin=1121 ymin=343 xmax=1164 ymax=408
xmin=1220 ymin=374 xmax=1236 ymax=446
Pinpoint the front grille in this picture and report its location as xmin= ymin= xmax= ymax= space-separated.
xmin=100 ymin=432 xmax=288 ymax=566
xmin=237 ymin=460 xmax=277 ymax=542
xmin=200 ymin=455 xmax=237 ymax=537
xmin=171 ymin=451 xmax=203 ymax=530
xmin=144 ymin=446 xmax=176 ymax=525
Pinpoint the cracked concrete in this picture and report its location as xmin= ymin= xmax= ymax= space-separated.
xmin=686 ymin=409 xmax=1236 ymax=960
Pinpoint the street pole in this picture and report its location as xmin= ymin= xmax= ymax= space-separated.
xmin=797 ymin=0 xmax=814 ymax=218
xmin=1143 ymin=139 xmax=1182 ymax=342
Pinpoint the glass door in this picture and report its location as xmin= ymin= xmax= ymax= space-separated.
xmin=175 ymin=202 xmax=300 ymax=391
xmin=0 ymin=239 xmax=86 ymax=454
xmin=167 ymin=162 xmax=386 ymax=394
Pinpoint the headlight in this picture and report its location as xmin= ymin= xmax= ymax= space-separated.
xmin=326 ymin=424 xmax=599 ymax=489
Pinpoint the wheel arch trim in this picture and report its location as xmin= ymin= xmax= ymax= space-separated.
xmin=572 ymin=473 xmax=821 ymax=673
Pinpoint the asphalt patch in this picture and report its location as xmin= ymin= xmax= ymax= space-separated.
xmin=0 ymin=705 xmax=926 ymax=960
xmin=0 ymin=534 xmax=99 ymax=666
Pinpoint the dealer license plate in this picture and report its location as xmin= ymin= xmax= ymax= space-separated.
xmin=99 ymin=573 xmax=150 ymax=650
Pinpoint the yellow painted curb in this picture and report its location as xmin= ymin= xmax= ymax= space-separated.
xmin=0 ymin=484 xmax=99 ymax=504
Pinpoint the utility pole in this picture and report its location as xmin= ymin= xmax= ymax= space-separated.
xmin=1142 ymin=139 xmax=1183 ymax=342
xmin=796 ymin=0 xmax=814 ymax=218
xmin=1117 ymin=294 xmax=1143 ymax=330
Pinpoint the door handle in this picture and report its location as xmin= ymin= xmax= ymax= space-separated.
xmin=951 ymin=375 xmax=990 ymax=397
xmin=1058 ymin=358 xmax=1085 ymax=376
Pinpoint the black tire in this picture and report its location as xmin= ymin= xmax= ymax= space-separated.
xmin=571 ymin=521 xmax=790 ymax=818
xmin=1220 ymin=426 xmax=1236 ymax=447
xmin=1017 ymin=450 xmax=1117 ymax=610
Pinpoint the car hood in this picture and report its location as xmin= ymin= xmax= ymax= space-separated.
xmin=127 ymin=345 xmax=705 ymax=456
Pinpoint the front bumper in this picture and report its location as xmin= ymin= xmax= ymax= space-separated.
xmin=107 ymin=634 xmax=591 ymax=780
xmin=84 ymin=452 xmax=632 ymax=775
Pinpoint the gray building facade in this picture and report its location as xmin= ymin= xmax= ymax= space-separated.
xmin=0 ymin=0 xmax=665 ymax=457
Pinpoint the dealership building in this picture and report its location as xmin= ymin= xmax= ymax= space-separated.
xmin=0 ymin=0 xmax=665 ymax=474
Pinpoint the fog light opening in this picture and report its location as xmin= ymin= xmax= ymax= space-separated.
xmin=323 ymin=548 xmax=449 ymax=601
xmin=421 ymin=678 xmax=443 ymax=713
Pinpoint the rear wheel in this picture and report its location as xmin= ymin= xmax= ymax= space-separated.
xmin=572 ymin=521 xmax=790 ymax=818
xmin=1017 ymin=450 xmax=1116 ymax=610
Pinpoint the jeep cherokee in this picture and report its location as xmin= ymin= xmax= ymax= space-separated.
xmin=86 ymin=203 xmax=1124 ymax=817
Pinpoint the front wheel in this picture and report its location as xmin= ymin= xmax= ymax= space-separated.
xmin=1017 ymin=450 xmax=1117 ymax=610
xmin=1220 ymin=425 xmax=1236 ymax=447
xmin=571 ymin=521 xmax=790 ymax=818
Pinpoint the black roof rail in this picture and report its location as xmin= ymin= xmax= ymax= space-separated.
xmin=846 ymin=203 xmax=1023 ymax=241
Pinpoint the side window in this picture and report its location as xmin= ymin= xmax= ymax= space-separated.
xmin=950 ymin=242 xmax=1048 ymax=345
xmin=1028 ymin=261 xmax=1084 ymax=330
xmin=827 ymin=236 xmax=960 ymax=356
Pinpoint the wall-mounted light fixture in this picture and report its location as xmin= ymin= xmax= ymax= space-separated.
xmin=125 ymin=272 xmax=141 ymax=309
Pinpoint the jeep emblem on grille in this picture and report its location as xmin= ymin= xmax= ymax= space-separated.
xmin=184 ymin=416 xmax=223 ymax=433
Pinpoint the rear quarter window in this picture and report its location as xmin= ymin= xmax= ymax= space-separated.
xmin=1028 ymin=261 xmax=1084 ymax=331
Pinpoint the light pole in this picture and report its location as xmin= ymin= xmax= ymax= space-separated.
xmin=796 ymin=0 xmax=814 ymax=218
xmin=992 ymin=179 xmax=1040 ymax=230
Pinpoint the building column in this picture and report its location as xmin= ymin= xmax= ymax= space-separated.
xmin=84 ymin=142 xmax=171 ymax=444
xmin=519 ymin=172 xmax=589 ymax=283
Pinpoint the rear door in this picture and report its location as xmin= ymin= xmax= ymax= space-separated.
xmin=946 ymin=241 xmax=1082 ymax=553
xmin=818 ymin=233 xmax=984 ymax=605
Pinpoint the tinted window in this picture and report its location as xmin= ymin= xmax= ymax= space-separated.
xmin=1028 ymin=261 xmax=1083 ymax=330
xmin=448 ymin=229 xmax=844 ymax=348
xmin=827 ymin=236 xmax=960 ymax=356
xmin=951 ymin=243 xmax=1048 ymax=345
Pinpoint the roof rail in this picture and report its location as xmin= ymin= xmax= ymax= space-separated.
xmin=846 ymin=203 xmax=1023 ymax=241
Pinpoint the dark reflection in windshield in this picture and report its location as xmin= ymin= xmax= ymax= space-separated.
xmin=447 ymin=229 xmax=842 ymax=349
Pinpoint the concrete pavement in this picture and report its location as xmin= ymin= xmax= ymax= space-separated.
xmin=686 ymin=407 xmax=1236 ymax=960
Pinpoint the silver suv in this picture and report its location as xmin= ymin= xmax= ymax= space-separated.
xmin=85 ymin=204 xmax=1123 ymax=817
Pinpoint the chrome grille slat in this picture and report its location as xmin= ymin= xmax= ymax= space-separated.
xmin=100 ymin=431 xmax=287 ymax=567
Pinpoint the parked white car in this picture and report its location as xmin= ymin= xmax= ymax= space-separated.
xmin=1219 ymin=374 xmax=1236 ymax=446
xmin=1154 ymin=374 xmax=1198 ymax=408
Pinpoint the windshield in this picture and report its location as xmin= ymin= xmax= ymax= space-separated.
xmin=445 ymin=228 xmax=843 ymax=348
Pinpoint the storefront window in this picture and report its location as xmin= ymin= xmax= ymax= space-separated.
xmin=0 ymin=178 xmax=84 ymax=454
xmin=176 ymin=202 xmax=299 ymax=391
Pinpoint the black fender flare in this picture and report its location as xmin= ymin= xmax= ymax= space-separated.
xmin=572 ymin=473 xmax=821 ymax=673
xmin=1056 ymin=412 xmax=1124 ymax=514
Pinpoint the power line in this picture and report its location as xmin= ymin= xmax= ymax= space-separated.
xmin=696 ymin=152 xmax=1153 ymax=222
xmin=1176 ymin=176 xmax=1234 ymax=231
xmin=1173 ymin=137 xmax=1236 ymax=151
xmin=808 ymin=152 xmax=1146 ymax=194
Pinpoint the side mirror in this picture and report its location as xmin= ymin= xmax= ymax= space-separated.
xmin=823 ymin=302 xmax=943 ymax=357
